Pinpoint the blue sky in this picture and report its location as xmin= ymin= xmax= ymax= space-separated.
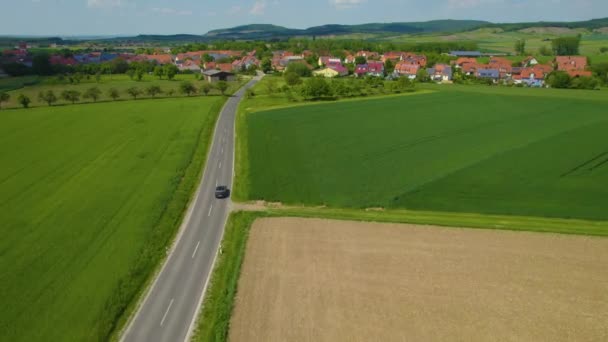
xmin=1 ymin=0 xmax=607 ymax=36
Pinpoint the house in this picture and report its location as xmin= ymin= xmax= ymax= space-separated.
xmin=344 ymin=54 xmax=356 ymax=64
xmin=203 ymin=70 xmax=235 ymax=83
xmin=318 ymin=56 xmax=341 ymax=66
xmin=356 ymin=61 xmax=384 ymax=77
xmin=401 ymin=53 xmax=427 ymax=67
xmin=427 ymin=64 xmax=453 ymax=82
xmin=49 ymin=55 xmax=78 ymax=66
xmin=314 ymin=64 xmax=348 ymax=78
xmin=356 ymin=50 xmax=379 ymax=60
xmin=454 ymin=57 xmax=477 ymax=67
xmin=145 ymin=54 xmax=173 ymax=65
xmin=313 ymin=67 xmax=340 ymax=78
xmin=488 ymin=57 xmax=513 ymax=78
xmin=382 ymin=51 xmax=404 ymax=63
xmin=567 ymin=70 xmax=593 ymax=78
xmin=476 ymin=69 xmax=500 ymax=81
xmin=555 ymin=56 xmax=588 ymax=72
xmin=177 ymin=59 xmax=201 ymax=72
xmin=450 ymin=51 xmax=482 ymax=57
xmin=394 ymin=61 xmax=420 ymax=79
xmin=522 ymin=56 xmax=539 ymax=67
xmin=513 ymin=67 xmax=548 ymax=87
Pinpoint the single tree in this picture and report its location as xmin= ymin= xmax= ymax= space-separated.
xmin=135 ymin=68 xmax=145 ymax=81
xmin=416 ymin=69 xmax=430 ymax=83
xmin=95 ymin=71 xmax=102 ymax=83
xmin=264 ymin=78 xmax=278 ymax=93
xmin=61 ymin=90 xmax=81 ymax=104
xmin=200 ymin=83 xmax=212 ymax=96
xmin=153 ymin=66 xmax=165 ymax=79
xmin=179 ymin=81 xmax=197 ymax=96
xmin=108 ymin=88 xmax=120 ymax=101
xmin=546 ymin=71 xmax=572 ymax=89
xmin=0 ymin=92 xmax=11 ymax=110
xmin=73 ymin=72 xmax=83 ymax=84
xmin=164 ymin=64 xmax=179 ymax=80
xmin=18 ymin=94 xmax=31 ymax=108
xmin=126 ymin=87 xmax=142 ymax=100
xmin=514 ymin=40 xmax=526 ymax=56
xmin=166 ymin=89 xmax=175 ymax=97
xmin=354 ymin=56 xmax=367 ymax=65
xmin=286 ymin=62 xmax=311 ymax=77
xmin=384 ymin=59 xmax=395 ymax=75
xmin=146 ymin=85 xmax=163 ymax=97
xmin=216 ymin=81 xmax=229 ymax=95
xmin=261 ymin=57 xmax=272 ymax=73
xmin=83 ymin=87 xmax=102 ymax=102
xmin=284 ymin=71 xmax=302 ymax=86
xmin=38 ymin=90 xmax=58 ymax=106
xmin=126 ymin=69 xmax=135 ymax=80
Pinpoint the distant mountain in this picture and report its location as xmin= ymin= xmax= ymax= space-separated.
xmin=482 ymin=17 xmax=608 ymax=32
xmin=203 ymin=20 xmax=490 ymax=40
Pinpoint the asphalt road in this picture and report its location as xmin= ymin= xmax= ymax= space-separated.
xmin=121 ymin=75 xmax=261 ymax=342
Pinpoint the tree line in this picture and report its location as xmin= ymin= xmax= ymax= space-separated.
xmin=0 ymin=81 xmax=230 ymax=110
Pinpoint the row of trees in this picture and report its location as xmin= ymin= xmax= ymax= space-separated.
xmin=0 ymin=81 xmax=230 ymax=109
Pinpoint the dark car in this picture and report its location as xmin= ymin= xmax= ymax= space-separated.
xmin=215 ymin=186 xmax=230 ymax=199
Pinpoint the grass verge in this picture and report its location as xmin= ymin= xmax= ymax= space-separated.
xmin=192 ymin=211 xmax=267 ymax=342
xmin=103 ymin=98 xmax=228 ymax=341
xmin=266 ymin=206 xmax=608 ymax=236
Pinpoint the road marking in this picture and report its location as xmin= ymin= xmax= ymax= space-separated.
xmin=192 ymin=241 xmax=200 ymax=259
xmin=208 ymin=205 xmax=213 ymax=217
xmin=215 ymin=180 xmax=218 ymax=186
xmin=218 ymin=161 xmax=222 ymax=169
xmin=221 ymin=147 xmax=224 ymax=154
xmin=160 ymin=299 xmax=174 ymax=327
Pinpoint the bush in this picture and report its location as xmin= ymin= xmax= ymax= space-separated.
xmin=301 ymin=77 xmax=333 ymax=99
xmin=286 ymin=62 xmax=312 ymax=77
xmin=284 ymin=71 xmax=302 ymax=86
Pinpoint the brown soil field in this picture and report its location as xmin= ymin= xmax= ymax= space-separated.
xmin=229 ymin=218 xmax=608 ymax=342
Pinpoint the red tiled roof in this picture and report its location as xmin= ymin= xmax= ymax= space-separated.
xmin=394 ymin=61 xmax=420 ymax=75
xmin=555 ymin=56 xmax=588 ymax=71
xmin=145 ymin=54 xmax=173 ymax=64
xmin=567 ymin=70 xmax=593 ymax=78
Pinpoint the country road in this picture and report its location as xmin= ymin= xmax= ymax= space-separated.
xmin=121 ymin=75 xmax=262 ymax=342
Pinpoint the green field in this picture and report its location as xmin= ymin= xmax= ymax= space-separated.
xmin=0 ymin=97 xmax=223 ymax=341
xmin=243 ymin=85 xmax=608 ymax=221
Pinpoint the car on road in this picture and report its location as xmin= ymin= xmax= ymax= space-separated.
xmin=215 ymin=186 xmax=230 ymax=199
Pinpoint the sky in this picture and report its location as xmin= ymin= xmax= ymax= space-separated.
xmin=0 ymin=0 xmax=607 ymax=36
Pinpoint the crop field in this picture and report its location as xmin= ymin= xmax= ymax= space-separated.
xmin=244 ymin=85 xmax=608 ymax=221
xmin=230 ymin=217 xmax=608 ymax=342
xmin=0 ymin=97 xmax=222 ymax=341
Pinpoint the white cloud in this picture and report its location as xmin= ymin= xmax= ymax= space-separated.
xmin=249 ymin=1 xmax=266 ymax=15
xmin=151 ymin=7 xmax=193 ymax=16
xmin=228 ymin=5 xmax=242 ymax=15
xmin=447 ymin=0 xmax=503 ymax=9
xmin=330 ymin=0 xmax=366 ymax=9
xmin=87 ymin=0 xmax=124 ymax=8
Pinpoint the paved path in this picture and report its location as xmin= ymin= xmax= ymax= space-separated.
xmin=121 ymin=76 xmax=261 ymax=342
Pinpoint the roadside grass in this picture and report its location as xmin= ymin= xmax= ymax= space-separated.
xmin=0 ymin=97 xmax=224 ymax=342
xmin=242 ymin=85 xmax=608 ymax=221
xmin=192 ymin=211 xmax=267 ymax=342
xmin=1 ymin=73 xmax=245 ymax=109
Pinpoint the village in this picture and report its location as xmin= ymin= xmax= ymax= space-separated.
xmin=0 ymin=41 xmax=595 ymax=88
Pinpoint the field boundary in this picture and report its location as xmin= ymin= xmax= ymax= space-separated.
xmin=106 ymin=97 xmax=228 ymax=342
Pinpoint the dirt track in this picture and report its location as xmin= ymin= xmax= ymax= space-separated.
xmin=229 ymin=218 xmax=608 ymax=342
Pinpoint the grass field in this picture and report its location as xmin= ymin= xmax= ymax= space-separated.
xmin=1 ymin=74 xmax=244 ymax=109
xmin=243 ymin=85 xmax=608 ymax=221
xmin=0 ymin=96 xmax=223 ymax=341
xmin=229 ymin=217 xmax=608 ymax=342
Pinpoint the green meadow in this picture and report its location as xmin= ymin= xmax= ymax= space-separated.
xmin=243 ymin=85 xmax=608 ymax=221
xmin=0 ymin=97 xmax=223 ymax=341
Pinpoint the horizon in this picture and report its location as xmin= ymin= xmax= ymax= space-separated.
xmin=1 ymin=0 xmax=607 ymax=36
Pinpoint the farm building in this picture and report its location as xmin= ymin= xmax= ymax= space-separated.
xmin=203 ymin=70 xmax=235 ymax=83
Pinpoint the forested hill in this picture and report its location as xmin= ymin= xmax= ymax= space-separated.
xmin=204 ymin=20 xmax=489 ymax=40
